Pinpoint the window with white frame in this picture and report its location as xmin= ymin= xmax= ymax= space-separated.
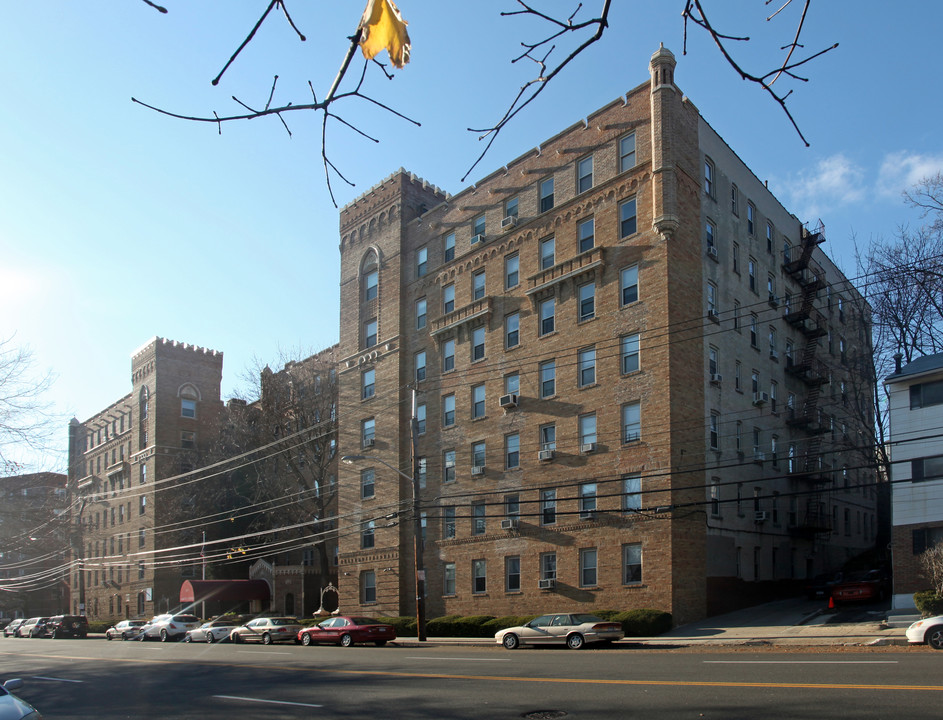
xmin=444 ymin=507 xmax=456 ymax=539
xmin=361 ymin=418 xmax=375 ymax=447
xmin=471 ymin=325 xmax=485 ymax=361
xmin=472 ymin=270 xmax=486 ymax=301
xmin=619 ymin=132 xmax=636 ymax=172
xmin=444 ymin=449 xmax=456 ymax=482
xmin=620 ymin=197 xmax=638 ymax=237
xmin=710 ymin=411 xmax=720 ymax=450
xmin=365 ymin=268 xmax=379 ymax=300
xmin=505 ymin=253 xmax=519 ymax=289
xmin=444 ymin=562 xmax=456 ymax=594
xmin=731 ymin=184 xmax=739 ymax=215
xmin=506 ymin=556 xmax=521 ymax=592
xmin=707 ymin=283 xmax=718 ymax=317
xmin=364 ymin=318 xmax=377 ymax=348
xmin=578 ymin=282 xmax=595 ymax=321
xmin=580 ymin=548 xmax=598 ymax=587
xmin=748 ymin=259 xmax=756 ymax=293
xmin=579 ymin=412 xmax=597 ymax=445
xmin=362 ymin=368 xmax=375 ymax=400
xmin=747 ymin=202 xmax=755 ymax=235
xmin=704 ymin=158 xmax=715 ymax=197
xmin=442 ymin=394 xmax=455 ymax=427
xmin=541 ymin=490 xmax=556 ymax=525
xmin=472 ymin=440 xmax=486 ymax=469
xmin=506 ymin=196 xmax=519 ymax=219
xmin=540 ymin=359 xmax=556 ymax=397
xmin=505 ymin=372 xmax=519 ymax=395
xmin=416 ymin=297 xmax=427 ymax=330
xmin=471 ymin=384 xmax=485 ymax=419
xmin=444 ymin=232 xmax=455 ymax=262
xmin=505 ymin=312 xmax=520 ymax=349
xmin=622 ymin=333 xmax=640 ymax=374
xmin=623 ymin=401 xmax=641 ymax=442
xmin=472 ymin=502 xmax=486 ymax=535
xmin=539 ymin=424 xmax=556 ymax=452
xmin=621 ymin=265 xmax=639 ymax=305
xmin=539 ymin=297 xmax=555 ymax=335
xmin=539 ymin=236 xmax=555 ymax=270
xmin=361 ymin=520 xmax=375 ymax=549
xmin=541 ymin=551 xmax=557 ymax=580
xmin=578 ymin=346 xmax=596 ymax=386
xmin=578 ymin=217 xmax=594 ymax=253
xmin=415 ymin=351 xmax=426 ymax=382
xmin=577 ymin=155 xmax=594 ymax=193
xmin=443 ymin=283 xmax=455 ymax=313
xmin=472 ymin=559 xmax=487 ymax=593
xmin=362 ymin=570 xmax=377 ymax=603
xmin=539 ymin=177 xmax=555 ymax=213
xmin=580 ymin=483 xmax=597 ymax=513
xmin=709 ymin=346 xmax=718 ymax=376
xmin=181 ymin=398 xmax=196 ymax=419
xmin=416 ymin=403 xmax=426 ymax=434
xmin=443 ymin=338 xmax=455 ymax=372
xmin=473 ymin=214 xmax=486 ymax=238
xmin=505 ymin=433 xmax=520 ymax=469
xmin=361 ymin=468 xmax=375 ymax=499
xmin=623 ymin=474 xmax=641 ymax=513
xmin=623 ymin=543 xmax=642 ymax=584
xmin=706 ymin=221 xmax=716 ymax=250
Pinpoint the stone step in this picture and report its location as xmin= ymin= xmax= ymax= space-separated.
xmin=885 ymin=613 xmax=921 ymax=628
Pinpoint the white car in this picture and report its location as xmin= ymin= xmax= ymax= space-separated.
xmin=105 ymin=620 xmax=147 ymax=640
xmin=184 ymin=620 xmax=239 ymax=643
xmin=230 ymin=617 xmax=302 ymax=645
xmin=139 ymin=613 xmax=201 ymax=642
xmin=906 ymin=614 xmax=943 ymax=649
xmin=495 ymin=613 xmax=625 ymax=649
xmin=0 ymin=678 xmax=42 ymax=719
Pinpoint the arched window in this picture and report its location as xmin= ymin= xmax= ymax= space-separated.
xmin=361 ymin=250 xmax=379 ymax=303
xmin=178 ymin=383 xmax=200 ymax=419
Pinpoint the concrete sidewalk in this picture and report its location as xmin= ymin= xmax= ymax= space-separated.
xmin=397 ymin=598 xmax=912 ymax=648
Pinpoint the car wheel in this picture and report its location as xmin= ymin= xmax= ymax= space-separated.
xmin=502 ymin=633 xmax=520 ymax=650
xmin=566 ymin=633 xmax=585 ymax=650
xmin=301 ymin=633 xmax=313 ymax=646
xmin=184 ymin=634 xmax=192 ymax=643
xmin=139 ymin=632 xmax=147 ymax=641
xmin=106 ymin=633 xmax=113 ymax=641
xmin=926 ymin=626 xmax=943 ymax=650
xmin=232 ymin=632 xmax=242 ymax=643
xmin=160 ymin=629 xmax=169 ymax=642
xmin=374 ymin=640 xmax=387 ymax=647
xmin=340 ymin=633 xmax=353 ymax=647
xmin=262 ymin=632 xmax=273 ymax=645
xmin=206 ymin=633 xmax=214 ymax=644
xmin=52 ymin=629 xmax=59 ymax=639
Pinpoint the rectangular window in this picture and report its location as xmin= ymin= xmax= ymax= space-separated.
xmin=621 ymin=333 xmax=640 ymax=374
xmin=416 ymin=298 xmax=427 ymax=330
xmin=417 ymin=247 xmax=428 ymax=277
xmin=710 ymin=411 xmax=720 ymax=449
xmin=766 ymin=222 xmax=774 ymax=253
xmin=362 ymin=368 xmax=375 ymax=399
xmin=731 ymin=184 xmax=739 ymax=215
xmin=505 ymin=312 xmax=520 ymax=349
xmin=623 ymin=543 xmax=642 ymax=584
xmin=540 ymin=359 xmax=556 ymax=397
xmin=704 ymin=158 xmax=715 ymax=197
xmin=444 ymin=562 xmax=456 ymax=595
xmin=505 ymin=433 xmax=520 ymax=469
xmin=579 ymin=413 xmax=597 ymax=445
xmin=443 ymin=394 xmax=455 ymax=427
xmin=444 ymin=449 xmax=456 ymax=482
xmin=578 ymin=346 xmax=596 ymax=386
xmin=443 ymin=284 xmax=455 ymax=313
xmin=506 ymin=556 xmax=521 ymax=592
xmin=472 ymin=440 xmax=486 ymax=469
xmin=364 ymin=319 xmax=377 ymax=348
xmin=471 ymin=325 xmax=485 ymax=361
xmin=361 ymin=418 xmax=375 ymax=447
xmin=539 ymin=177 xmax=554 ymax=213
xmin=747 ymin=203 xmax=755 ymax=235
xmin=505 ymin=253 xmax=519 ymax=289
xmin=623 ymin=401 xmax=641 ymax=443
xmin=472 ymin=502 xmax=486 ymax=535
xmin=539 ymin=297 xmax=555 ymax=335
xmin=750 ymin=315 xmax=758 ymax=348
xmin=707 ymin=283 xmax=717 ymax=317
xmin=444 ymin=507 xmax=456 ymax=539
xmin=506 ymin=196 xmax=519 ymax=219
xmin=443 ymin=339 xmax=455 ymax=372
xmin=415 ymin=351 xmax=426 ymax=382
xmin=472 ymin=270 xmax=486 ymax=300
xmin=471 ymin=384 xmax=485 ymax=419
xmin=361 ymin=520 xmax=375 ymax=549
xmin=577 ymin=155 xmax=594 ymax=193
xmin=619 ymin=132 xmax=636 ymax=172
xmin=578 ymin=283 xmax=595 ymax=321
xmin=416 ymin=403 xmax=426 ymax=434
xmin=139 ymin=495 xmax=146 ymax=514
xmin=361 ymin=469 xmax=375 ymax=499
xmin=181 ymin=430 xmax=195 ymax=449
xmin=709 ymin=346 xmax=718 ymax=376
xmin=578 ymin=217 xmax=595 ymax=253
xmin=539 ymin=424 xmax=556 ymax=452
xmin=365 ymin=269 xmax=379 ymax=300
xmin=620 ymin=197 xmax=638 ymax=237
xmin=621 ymin=265 xmax=639 ymax=305
xmin=473 ymin=214 xmax=486 ymax=238
xmin=623 ymin=474 xmax=641 ymax=513
xmin=911 ymin=381 xmax=943 ymax=409
xmin=732 ymin=243 xmax=740 ymax=274
xmin=748 ymin=259 xmax=756 ymax=293
xmin=418 ymin=456 xmax=427 ymax=488
xmin=580 ymin=548 xmax=598 ymax=587
xmin=540 ymin=236 xmax=555 ymax=270
xmin=505 ymin=494 xmax=520 ymax=518
xmin=444 ymin=232 xmax=455 ymax=262
xmin=541 ymin=489 xmax=557 ymax=525
xmin=733 ymin=300 xmax=741 ymax=331
xmin=472 ymin=559 xmax=487 ymax=593
xmin=580 ymin=483 xmax=597 ymax=513
xmin=706 ymin=221 xmax=715 ymax=250
xmin=913 ymin=456 xmax=943 ymax=482
xmin=181 ymin=398 xmax=196 ymax=419
xmin=505 ymin=372 xmax=520 ymax=395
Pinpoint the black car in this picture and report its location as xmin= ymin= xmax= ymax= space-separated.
xmin=42 ymin=615 xmax=89 ymax=638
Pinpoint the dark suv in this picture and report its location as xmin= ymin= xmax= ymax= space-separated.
xmin=42 ymin=615 xmax=89 ymax=638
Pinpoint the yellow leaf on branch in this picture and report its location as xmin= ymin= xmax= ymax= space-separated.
xmin=359 ymin=0 xmax=411 ymax=69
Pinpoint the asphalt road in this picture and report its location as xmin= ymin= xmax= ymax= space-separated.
xmin=1 ymin=637 xmax=941 ymax=719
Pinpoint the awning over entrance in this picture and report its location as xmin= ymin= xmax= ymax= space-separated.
xmin=179 ymin=579 xmax=271 ymax=604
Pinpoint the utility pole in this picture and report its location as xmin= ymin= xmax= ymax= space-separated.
xmin=411 ymin=389 xmax=426 ymax=641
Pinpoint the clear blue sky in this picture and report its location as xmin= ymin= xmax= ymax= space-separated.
xmin=2 ymin=1 xmax=941 ymax=471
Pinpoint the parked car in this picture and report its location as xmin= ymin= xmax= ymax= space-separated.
xmin=18 ymin=618 xmax=49 ymax=638
xmin=297 ymin=616 xmax=396 ymax=647
xmin=184 ymin=620 xmax=239 ymax=643
xmin=830 ymin=569 xmax=890 ymax=604
xmin=105 ymin=620 xmax=147 ymax=641
xmin=804 ymin=572 xmax=841 ymax=600
xmin=230 ymin=617 xmax=302 ymax=644
xmin=3 ymin=620 xmax=25 ymax=638
xmin=495 ymin=613 xmax=625 ymax=649
xmin=906 ymin=615 xmax=943 ymax=650
xmin=139 ymin=614 xmax=201 ymax=642
xmin=0 ymin=678 xmax=42 ymax=719
xmin=41 ymin=615 xmax=88 ymax=639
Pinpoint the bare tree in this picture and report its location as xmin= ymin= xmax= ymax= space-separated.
xmin=920 ymin=545 xmax=943 ymax=596
xmin=133 ymin=0 xmax=837 ymax=202
xmin=0 ymin=337 xmax=60 ymax=475
xmin=904 ymin=172 xmax=943 ymax=235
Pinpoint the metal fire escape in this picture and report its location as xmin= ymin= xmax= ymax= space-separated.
xmin=783 ymin=222 xmax=832 ymax=538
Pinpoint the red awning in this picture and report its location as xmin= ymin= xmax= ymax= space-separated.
xmin=179 ymin=579 xmax=271 ymax=604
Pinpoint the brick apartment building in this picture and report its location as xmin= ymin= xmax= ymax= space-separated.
xmin=332 ymin=46 xmax=878 ymax=625
xmin=885 ymin=353 xmax=943 ymax=609
xmin=67 ymin=337 xmax=224 ymax=620
xmin=0 ymin=472 xmax=68 ymax=618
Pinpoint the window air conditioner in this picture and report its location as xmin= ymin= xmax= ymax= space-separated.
xmin=768 ymin=294 xmax=780 ymax=307
xmin=710 ymin=373 xmax=723 ymax=384
xmin=753 ymin=392 xmax=769 ymax=406
xmin=500 ymin=518 xmax=519 ymax=531
xmin=471 ymin=465 xmax=485 ymax=476
xmin=580 ymin=442 xmax=596 ymax=454
xmin=500 ymin=216 xmax=518 ymax=231
xmin=579 ymin=511 xmax=596 ymax=521
xmin=706 ymin=245 xmax=718 ymax=259
xmin=499 ymin=393 xmax=519 ymax=409
xmin=538 ymin=449 xmax=555 ymax=462
xmin=363 ymin=437 xmax=375 ymax=447
xmin=754 ymin=510 xmax=769 ymax=523
xmin=538 ymin=578 xmax=556 ymax=590
xmin=470 ymin=234 xmax=486 ymax=245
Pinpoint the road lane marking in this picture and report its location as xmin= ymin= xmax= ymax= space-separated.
xmin=237 ymin=651 xmax=291 ymax=655
xmin=2 ymin=650 xmax=939 ymax=693
xmin=407 ymin=656 xmax=511 ymax=662
xmin=31 ymin=676 xmax=84 ymax=683
xmin=704 ymin=661 xmax=899 ymax=664
xmin=215 ymin=695 xmax=322 ymax=708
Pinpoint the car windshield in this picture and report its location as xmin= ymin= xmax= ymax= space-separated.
xmin=269 ymin=618 xmax=295 ymax=625
xmin=571 ymin=614 xmax=604 ymax=624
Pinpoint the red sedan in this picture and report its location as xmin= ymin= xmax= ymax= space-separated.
xmin=297 ymin=616 xmax=396 ymax=647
